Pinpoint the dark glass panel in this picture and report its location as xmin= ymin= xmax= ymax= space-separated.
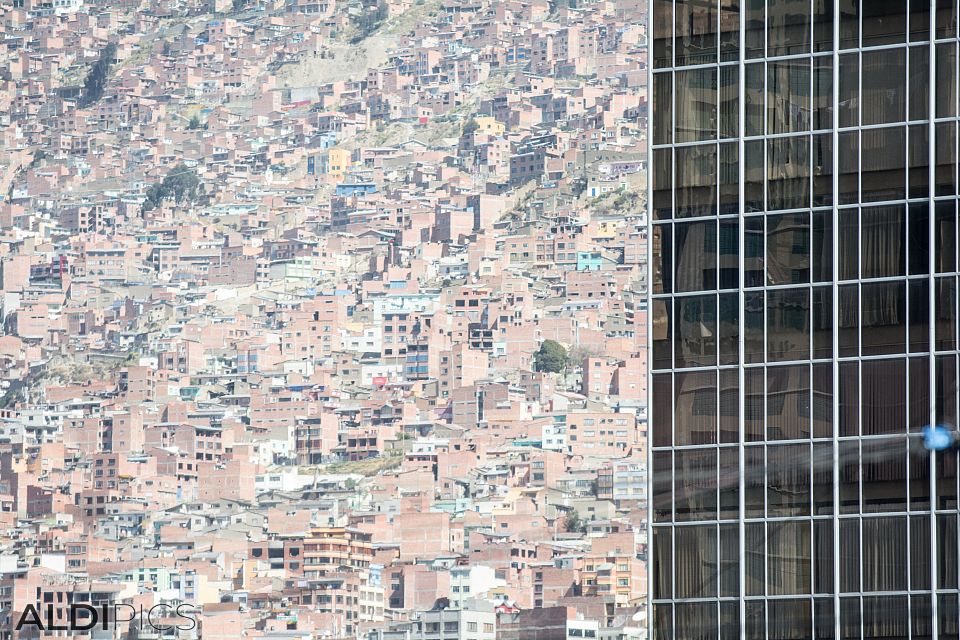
xmin=909 ymin=356 xmax=932 ymax=431
xmin=768 ymin=599 xmax=811 ymax=638
xmin=813 ymin=518 xmax=834 ymax=593
xmin=909 ymin=124 xmax=930 ymax=199
xmin=813 ymin=442 xmax=835 ymax=515
xmin=652 ymin=526 xmax=672 ymax=599
xmin=839 ymin=519 xmax=860 ymax=591
xmin=839 ymin=0 xmax=859 ymax=49
xmin=937 ymin=0 xmax=959 ymax=39
xmin=910 ymin=440 xmax=932 ymax=509
xmin=744 ymin=215 xmax=765 ymax=286
xmin=768 ymin=0 xmax=811 ymax=56
xmin=812 ymin=132 xmax=833 ymax=207
xmin=935 ymin=120 xmax=957 ymax=196
xmin=675 ymin=0 xmax=718 ymax=67
xmin=719 ymin=448 xmax=739 ymax=518
xmin=838 ymin=284 xmax=859 ymax=357
xmin=653 ymin=224 xmax=672 ymax=294
xmin=675 ymin=525 xmax=718 ymax=597
xmin=862 ymin=437 xmax=908 ymax=513
xmin=939 ymin=593 xmax=960 ymax=640
xmin=675 ymin=143 xmax=718 ymax=217
xmin=676 ymin=67 xmax=717 ymax=142
xmin=813 ymin=287 xmax=833 ymax=360
xmin=745 ymin=140 xmax=764 ymax=212
xmin=936 ymin=199 xmax=957 ymax=272
xmin=719 ymin=522 xmax=738 ymax=595
xmin=911 ymin=516 xmax=932 ymax=590
xmin=719 ymin=601 xmax=740 ymax=640
xmin=936 ymin=354 xmax=958 ymax=424
xmin=767 ymin=212 xmax=810 ymax=284
xmin=813 ymin=504 xmax=833 ymax=593
xmin=861 ymin=205 xmax=905 ymax=279
xmin=745 ymin=0 xmax=765 ymax=58
xmin=910 ymin=0 xmax=930 ymax=41
xmin=675 ymin=295 xmax=717 ymax=368
xmin=813 ymin=57 xmax=833 ymax=132
xmin=768 ymin=364 xmax=811 ymax=440
xmin=860 ymin=280 xmax=907 ymax=356
xmin=837 ymin=131 xmax=859 ymax=205
xmin=675 ymin=369 xmax=717 ymax=444
xmin=861 ymin=126 xmax=906 ymax=203
xmin=652 ymin=0 xmax=673 ymax=69
xmin=768 ymin=288 xmax=811 ymax=362
xmin=745 ymin=445 xmax=765 ymax=517
xmin=744 ymin=292 xmax=765 ymax=363
xmin=910 ymin=45 xmax=930 ymax=121
xmin=718 ymin=219 xmax=738 ymax=289
xmin=839 ymin=598 xmax=860 ymax=640
xmin=720 ymin=0 xmax=740 ymax=62
xmin=840 ymin=362 xmax=860 ymax=437
xmin=839 ymin=53 xmax=859 ymax=127
xmin=652 ymin=72 xmax=672 ymax=146
xmin=745 ymin=522 xmax=765 ymax=595
xmin=910 ymin=279 xmax=931 ymax=352
xmin=719 ymin=369 xmax=739 ymax=441
xmin=812 ymin=363 xmax=833 ymax=437
xmin=767 ymin=443 xmax=811 ymax=517
xmin=862 ymin=49 xmax=906 ymax=125
xmin=745 ymin=368 xmax=765 ymax=441
xmin=936 ymin=277 xmax=957 ymax=350
xmin=745 ymin=601 xmax=765 ymax=640
xmin=863 ymin=0 xmax=907 ymax=45
xmin=768 ymin=59 xmax=811 ymax=134
xmin=651 ymin=373 xmax=672 ymax=448
xmin=745 ymin=62 xmax=765 ymax=137
xmin=652 ymin=297 xmax=672 ymax=369
xmin=653 ymin=604 xmax=673 ymax=640
xmin=768 ymin=135 xmax=811 ymax=210
xmin=814 ymin=599 xmax=835 ymax=639
xmin=652 ymin=148 xmax=672 ymax=220
xmin=652 ymin=450 xmax=673 ymax=522
xmin=912 ymin=595 xmax=933 ymax=640
xmin=719 ymin=66 xmax=738 ymax=140
xmin=937 ymin=444 xmax=959 ymax=510
xmin=909 ymin=201 xmax=930 ymax=274
xmin=675 ymin=602 xmax=718 ymax=638
xmin=862 ymin=596 xmax=908 ymax=639
xmin=814 ymin=0 xmax=833 ymax=51
xmin=938 ymin=514 xmax=959 ymax=589
xmin=675 ymin=220 xmax=717 ymax=292
xmin=812 ymin=210 xmax=833 ymax=282
xmin=862 ymin=359 xmax=907 ymax=435
xmin=675 ymin=448 xmax=718 ymax=521
xmin=719 ymin=142 xmax=739 ymax=215
xmin=719 ymin=292 xmax=739 ymax=365
xmin=839 ymin=444 xmax=862 ymax=514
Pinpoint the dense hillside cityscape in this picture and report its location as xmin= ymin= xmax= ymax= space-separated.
xmin=0 ymin=0 xmax=649 ymax=638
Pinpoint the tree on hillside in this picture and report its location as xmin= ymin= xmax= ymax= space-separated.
xmin=534 ymin=339 xmax=568 ymax=373
xmin=564 ymin=509 xmax=586 ymax=533
xmin=187 ymin=115 xmax=202 ymax=130
xmin=79 ymin=43 xmax=117 ymax=108
xmin=142 ymin=164 xmax=201 ymax=212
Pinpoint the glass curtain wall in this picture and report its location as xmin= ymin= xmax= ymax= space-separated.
xmin=648 ymin=0 xmax=960 ymax=637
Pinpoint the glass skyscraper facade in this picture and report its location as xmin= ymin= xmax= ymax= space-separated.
xmin=647 ymin=1 xmax=960 ymax=637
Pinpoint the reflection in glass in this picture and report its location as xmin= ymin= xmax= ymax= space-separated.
xmin=675 ymin=295 xmax=718 ymax=367
xmin=767 ymin=212 xmax=810 ymax=285
xmin=862 ymin=49 xmax=906 ymax=125
xmin=909 ymin=124 xmax=930 ymax=200
xmin=675 ymin=220 xmax=716 ymax=292
xmin=768 ymin=288 xmax=811 ymax=362
xmin=767 ymin=444 xmax=811 ymax=516
xmin=675 ymin=144 xmax=718 ymax=217
xmin=674 ymin=447 xmax=718 ymax=520
xmin=767 ymin=364 xmax=811 ymax=439
xmin=768 ymin=59 xmax=811 ymax=134
xmin=674 ymin=525 xmax=718 ymax=597
xmin=767 ymin=135 xmax=810 ymax=211
xmin=860 ymin=281 xmax=906 ymax=356
xmin=652 ymin=148 xmax=672 ymax=220
xmin=675 ymin=369 xmax=717 ymax=445
xmin=839 ymin=284 xmax=859 ymax=357
xmin=653 ymin=73 xmax=672 ymax=146
xmin=861 ymin=126 xmax=906 ymax=203
xmin=676 ymin=67 xmax=717 ymax=142
xmin=862 ymin=359 xmax=907 ymax=435
xmin=909 ymin=45 xmax=929 ymax=121
xmin=675 ymin=0 xmax=718 ymax=67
